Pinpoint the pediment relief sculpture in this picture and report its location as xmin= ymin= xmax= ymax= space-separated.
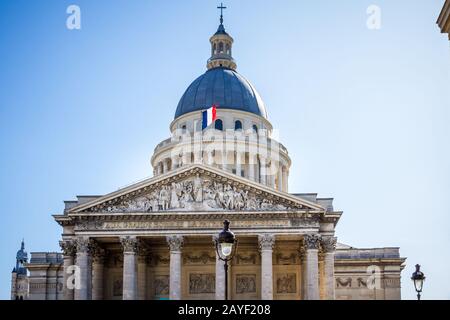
xmin=76 ymin=169 xmax=312 ymax=214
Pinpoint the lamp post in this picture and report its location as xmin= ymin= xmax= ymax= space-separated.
xmin=411 ymin=264 xmax=425 ymax=300
xmin=215 ymin=220 xmax=238 ymax=300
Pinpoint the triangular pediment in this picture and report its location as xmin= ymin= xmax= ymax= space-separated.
xmin=68 ymin=164 xmax=325 ymax=214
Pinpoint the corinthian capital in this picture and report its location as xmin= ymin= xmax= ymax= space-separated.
xmin=120 ymin=236 xmax=138 ymax=253
xmin=258 ymin=234 xmax=275 ymax=251
xmin=59 ymin=239 xmax=76 ymax=257
xmin=166 ymin=235 xmax=184 ymax=252
xmin=90 ymin=240 xmax=106 ymax=263
xmin=75 ymin=237 xmax=91 ymax=254
xmin=303 ymin=234 xmax=321 ymax=250
xmin=321 ymin=236 xmax=337 ymax=253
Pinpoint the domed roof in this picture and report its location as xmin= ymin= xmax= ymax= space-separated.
xmin=175 ymin=67 xmax=267 ymax=119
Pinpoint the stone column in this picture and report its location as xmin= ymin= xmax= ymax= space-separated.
xmin=167 ymin=235 xmax=184 ymax=300
xmin=162 ymin=160 xmax=168 ymax=173
xmin=90 ymin=241 xmax=105 ymax=300
xmin=59 ymin=240 xmax=76 ymax=300
xmin=207 ymin=151 xmax=214 ymax=166
xmin=277 ymin=165 xmax=283 ymax=191
xmin=182 ymin=152 xmax=190 ymax=167
xmin=74 ymin=237 xmax=91 ymax=300
xmin=156 ymin=162 xmax=161 ymax=175
xmin=235 ymin=151 xmax=242 ymax=176
xmin=194 ymin=150 xmax=202 ymax=163
xmin=121 ymin=236 xmax=138 ymax=300
xmin=259 ymin=234 xmax=275 ymax=300
xmin=213 ymin=236 xmax=225 ymax=300
xmin=303 ymin=234 xmax=321 ymax=300
xmin=282 ymin=167 xmax=288 ymax=192
xmin=321 ymin=236 xmax=337 ymax=300
xmin=248 ymin=153 xmax=256 ymax=181
xmin=270 ymin=172 xmax=276 ymax=189
xmin=260 ymin=157 xmax=267 ymax=185
xmin=137 ymin=241 xmax=149 ymax=300
xmin=222 ymin=150 xmax=228 ymax=172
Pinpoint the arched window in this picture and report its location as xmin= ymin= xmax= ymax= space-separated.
xmin=213 ymin=43 xmax=217 ymax=55
xmin=219 ymin=42 xmax=224 ymax=53
xmin=215 ymin=119 xmax=223 ymax=131
xmin=226 ymin=43 xmax=231 ymax=55
xmin=181 ymin=125 xmax=187 ymax=133
xmin=235 ymin=120 xmax=242 ymax=131
xmin=252 ymin=125 xmax=258 ymax=133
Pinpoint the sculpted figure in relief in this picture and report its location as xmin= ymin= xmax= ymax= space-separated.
xmin=100 ymin=174 xmax=290 ymax=213
xmin=193 ymin=174 xmax=203 ymax=202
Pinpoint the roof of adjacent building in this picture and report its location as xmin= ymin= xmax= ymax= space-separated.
xmin=174 ymin=67 xmax=268 ymax=119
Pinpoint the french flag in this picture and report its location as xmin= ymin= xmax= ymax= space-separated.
xmin=202 ymin=105 xmax=217 ymax=130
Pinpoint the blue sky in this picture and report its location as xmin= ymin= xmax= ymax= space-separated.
xmin=0 ymin=0 xmax=449 ymax=300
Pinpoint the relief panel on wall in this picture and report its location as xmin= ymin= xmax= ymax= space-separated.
xmin=276 ymin=273 xmax=296 ymax=294
xmin=154 ymin=275 xmax=170 ymax=298
xmin=236 ymin=274 xmax=257 ymax=294
xmin=189 ymin=274 xmax=215 ymax=294
xmin=113 ymin=277 xmax=123 ymax=297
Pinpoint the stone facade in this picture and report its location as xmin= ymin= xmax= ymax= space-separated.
xmin=11 ymin=9 xmax=406 ymax=300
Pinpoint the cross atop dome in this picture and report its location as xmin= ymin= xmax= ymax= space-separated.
xmin=207 ymin=3 xmax=236 ymax=70
xmin=217 ymin=2 xmax=227 ymax=25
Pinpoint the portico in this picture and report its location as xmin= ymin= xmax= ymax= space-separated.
xmin=59 ymin=232 xmax=337 ymax=301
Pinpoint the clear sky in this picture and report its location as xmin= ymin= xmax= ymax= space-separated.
xmin=0 ymin=0 xmax=449 ymax=300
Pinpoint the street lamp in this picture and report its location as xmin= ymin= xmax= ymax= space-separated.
xmin=215 ymin=220 xmax=238 ymax=300
xmin=411 ymin=264 xmax=425 ymax=300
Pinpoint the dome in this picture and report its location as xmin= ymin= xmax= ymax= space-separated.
xmin=175 ymin=67 xmax=267 ymax=119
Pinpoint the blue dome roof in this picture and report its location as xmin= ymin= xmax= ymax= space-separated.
xmin=175 ymin=67 xmax=267 ymax=119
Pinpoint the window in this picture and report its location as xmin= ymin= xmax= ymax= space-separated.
xmin=213 ymin=43 xmax=217 ymax=55
xmin=235 ymin=120 xmax=243 ymax=131
xmin=219 ymin=42 xmax=224 ymax=53
xmin=181 ymin=125 xmax=187 ymax=133
xmin=226 ymin=43 xmax=231 ymax=55
xmin=215 ymin=119 xmax=223 ymax=131
xmin=252 ymin=124 xmax=258 ymax=133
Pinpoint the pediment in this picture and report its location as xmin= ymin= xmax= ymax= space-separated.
xmin=68 ymin=164 xmax=324 ymax=214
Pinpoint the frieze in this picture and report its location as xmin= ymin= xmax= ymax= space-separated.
xmin=235 ymin=254 xmax=258 ymax=265
xmin=148 ymin=254 xmax=170 ymax=266
xmin=276 ymin=253 xmax=297 ymax=265
xmin=184 ymin=252 xmax=215 ymax=265
xmin=81 ymin=171 xmax=306 ymax=214
xmin=74 ymin=217 xmax=316 ymax=231
xmin=357 ymin=277 xmax=367 ymax=288
xmin=336 ymin=277 xmax=352 ymax=288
